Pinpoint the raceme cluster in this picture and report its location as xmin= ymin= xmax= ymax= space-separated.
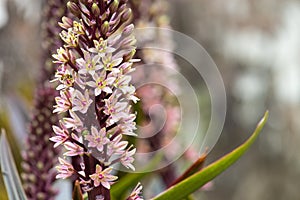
xmin=49 ymin=0 xmax=141 ymax=197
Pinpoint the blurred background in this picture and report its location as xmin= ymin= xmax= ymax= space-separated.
xmin=0 ymin=0 xmax=299 ymax=199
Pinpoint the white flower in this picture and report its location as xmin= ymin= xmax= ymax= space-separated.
xmin=114 ymin=75 xmax=139 ymax=103
xmin=54 ymin=68 xmax=76 ymax=90
xmin=87 ymin=71 xmax=115 ymax=96
xmin=72 ymin=89 xmax=93 ymax=114
xmin=53 ymin=47 xmax=70 ymax=64
xmin=117 ymin=112 xmax=137 ymax=136
xmin=60 ymin=29 xmax=78 ymax=48
xmin=102 ymin=53 xmax=123 ymax=72
xmin=77 ymin=50 xmax=102 ymax=75
xmin=89 ymin=38 xmax=115 ymax=57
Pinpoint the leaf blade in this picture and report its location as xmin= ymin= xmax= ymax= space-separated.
xmin=0 ymin=129 xmax=27 ymax=200
xmin=152 ymin=111 xmax=269 ymax=200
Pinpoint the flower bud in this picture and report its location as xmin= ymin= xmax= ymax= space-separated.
xmin=59 ymin=16 xmax=73 ymax=29
xmin=101 ymin=11 xmax=108 ymax=21
xmin=101 ymin=21 xmax=109 ymax=35
xmin=122 ymin=8 xmax=132 ymax=23
xmin=95 ymin=27 xmax=101 ymax=39
xmin=123 ymin=24 xmax=134 ymax=36
xmin=109 ymin=0 xmax=119 ymax=13
xmin=91 ymin=3 xmax=101 ymax=17
xmin=67 ymin=1 xmax=81 ymax=17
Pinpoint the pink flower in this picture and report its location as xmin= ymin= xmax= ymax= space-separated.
xmin=62 ymin=110 xmax=83 ymax=131
xmin=121 ymin=146 xmax=136 ymax=170
xmin=117 ymin=113 xmax=137 ymax=136
xmin=104 ymin=94 xmax=128 ymax=124
xmin=127 ymin=183 xmax=143 ymax=200
xmin=113 ymin=74 xmax=139 ymax=103
xmin=56 ymin=157 xmax=74 ymax=179
xmin=64 ymin=141 xmax=84 ymax=156
xmin=89 ymin=165 xmax=117 ymax=189
xmin=72 ymin=89 xmax=93 ymax=114
xmin=114 ymin=74 xmax=131 ymax=92
xmin=50 ymin=122 xmax=70 ymax=148
xmin=85 ymin=126 xmax=109 ymax=152
xmin=51 ymin=0 xmax=140 ymax=187
xmin=107 ymin=134 xmax=128 ymax=156
xmin=53 ymin=90 xmax=72 ymax=113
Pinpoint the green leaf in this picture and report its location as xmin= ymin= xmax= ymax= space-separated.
xmin=170 ymin=152 xmax=207 ymax=187
xmin=0 ymin=129 xmax=27 ymax=200
xmin=152 ymin=111 xmax=269 ymax=200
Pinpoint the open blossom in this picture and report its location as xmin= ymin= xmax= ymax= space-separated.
xmin=86 ymin=71 xmax=116 ymax=95
xmin=89 ymin=38 xmax=116 ymax=56
xmin=50 ymin=122 xmax=70 ymax=148
xmin=121 ymin=146 xmax=136 ymax=170
xmin=107 ymin=134 xmax=128 ymax=156
xmin=77 ymin=50 xmax=102 ymax=75
xmin=64 ymin=141 xmax=84 ymax=156
xmin=85 ymin=126 xmax=109 ymax=152
xmin=53 ymin=47 xmax=70 ymax=64
xmin=53 ymin=89 xmax=72 ymax=113
xmin=62 ymin=110 xmax=83 ymax=131
xmin=71 ymin=89 xmax=93 ymax=114
xmin=89 ymin=165 xmax=118 ymax=189
xmin=54 ymin=68 xmax=77 ymax=90
xmin=117 ymin=112 xmax=137 ymax=136
xmin=104 ymin=94 xmax=128 ymax=123
xmin=127 ymin=183 xmax=143 ymax=200
xmin=56 ymin=157 xmax=74 ymax=179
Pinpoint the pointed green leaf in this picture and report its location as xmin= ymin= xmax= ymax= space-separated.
xmin=152 ymin=111 xmax=269 ymax=200
xmin=170 ymin=152 xmax=207 ymax=187
xmin=0 ymin=129 xmax=27 ymax=200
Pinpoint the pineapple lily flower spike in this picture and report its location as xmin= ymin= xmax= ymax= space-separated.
xmin=0 ymin=1 xmax=269 ymax=200
xmin=50 ymin=0 xmax=141 ymax=199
